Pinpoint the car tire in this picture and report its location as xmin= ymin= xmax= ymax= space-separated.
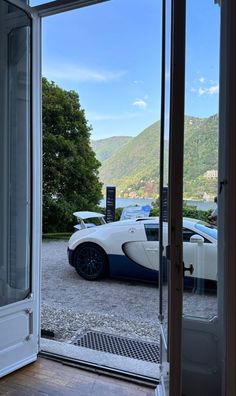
xmin=74 ymin=243 xmax=108 ymax=280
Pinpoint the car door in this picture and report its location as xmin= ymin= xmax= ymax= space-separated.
xmin=122 ymin=223 xmax=163 ymax=271
xmin=142 ymin=223 xmax=168 ymax=271
xmin=141 ymin=224 xmax=159 ymax=270
xmin=183 ymin=228 xmax=217 ymax=283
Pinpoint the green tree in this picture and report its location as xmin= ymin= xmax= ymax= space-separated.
xmin=42 ymin=78 xmax=102 ymax=232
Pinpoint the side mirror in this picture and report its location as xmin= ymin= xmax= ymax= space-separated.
xmin=190 ymin=234 xmax=204 ymax=245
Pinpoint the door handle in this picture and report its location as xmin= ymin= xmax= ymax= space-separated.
xmin=145 ymin=248 xmax=158 ymax=252
xmin=183 ymin=262 xmax=194 ymax=275
xmin=25 ymin=308 xmax=33 ymax=341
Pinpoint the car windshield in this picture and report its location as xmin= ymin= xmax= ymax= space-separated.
xmin=195 ymin=222 xmax=218 ymax=240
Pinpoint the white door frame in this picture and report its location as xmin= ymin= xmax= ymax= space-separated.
xmin=0 ymin=0 xmax=41 ymax=377
xmin=31 ymin=1 xmax=236 ymax=395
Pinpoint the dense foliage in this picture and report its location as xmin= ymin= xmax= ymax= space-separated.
xmin=42 ymin=78 xmax=102 ymax=232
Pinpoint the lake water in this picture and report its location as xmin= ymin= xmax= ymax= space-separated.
xmin=99 ymin=197 xmax=153 ymax=208
xmin=100 ymin=197 xmax=215 ymax=211
xmin=184 ymin=200 xmax=215 ymax=211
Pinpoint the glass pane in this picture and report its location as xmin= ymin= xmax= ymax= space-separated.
xmin=159 ymin=0 xmax=171 ymax=347
xmin=0 ymin=2 xmax=31 ymax=307
xmin=183 ymin=0 xmax=220 ymax=319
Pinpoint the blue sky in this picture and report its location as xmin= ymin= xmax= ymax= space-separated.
xmin=31 ymin=0 xmax=220 ymax=140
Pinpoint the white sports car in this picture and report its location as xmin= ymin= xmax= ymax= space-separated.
xmin=67 ymin=212 xmax=217 ymax=291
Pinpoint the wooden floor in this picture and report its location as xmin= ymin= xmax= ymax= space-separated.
xmin=0 ymin=357 xmax=155 ymax=395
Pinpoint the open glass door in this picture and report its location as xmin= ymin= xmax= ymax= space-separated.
xmin=157 ymin=0 xmax=186 ymax=394
xmin=0 ymin=0 xmax=41 ymax=377
xmin=158 ymin=1 xmax=221 ymax=395
xmin=181 ymin=1 xmax=220 ymax=395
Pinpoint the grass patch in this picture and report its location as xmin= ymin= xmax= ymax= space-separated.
xmin=42 ymin=232 xmax=71 ymax=240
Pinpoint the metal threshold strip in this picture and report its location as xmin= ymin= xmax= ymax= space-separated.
xmin=39 ymin=350 xmax=159 ymax=388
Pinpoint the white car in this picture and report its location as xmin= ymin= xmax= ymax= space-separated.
xmin=67 ymin=213 xmax=217 ymax=291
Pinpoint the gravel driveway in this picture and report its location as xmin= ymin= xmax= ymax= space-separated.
xmin=41 ymin=240 xmax=217 ymax=344
xmin=41 ymin=240 xmax=160 ymax=343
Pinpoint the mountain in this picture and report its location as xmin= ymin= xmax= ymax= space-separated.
xmin=92 ymin=115 xmax=218 ymax=200
xmin=183 ymin=115 xmax=218 ymax=198
xmin=98 ymin=122 xmax=160 ymax=198
xmin=91 ymin=136 xmax=132 ymax=162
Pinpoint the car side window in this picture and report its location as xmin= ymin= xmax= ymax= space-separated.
xmin=182 ymin=227 xmax=195 ymax=242
xmin=182 ymin=227 xmax=211 ymax=243
xmin=145 ymin=224 xmax=159 ymax=241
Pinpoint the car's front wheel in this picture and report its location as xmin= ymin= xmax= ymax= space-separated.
xmin=74 ymin=243 xmax=108 ymax=280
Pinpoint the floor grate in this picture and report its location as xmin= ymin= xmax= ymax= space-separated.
xmin=74 ymin=331 xmax=159 ymax=364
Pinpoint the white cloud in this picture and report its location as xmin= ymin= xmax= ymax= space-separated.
xmin=132 ymin=99 xmax=147 ymax=109
xmin=199 ymin=77 xmax=205 ymax=83
xmin=43 ymin=63 xmax=126 ymax=83
xmin=208 ymin=85 xmax=219 ymax=95
xmin=198 ymin=87 xmax=206 ymax=96
xmin=198 ymin=84 xmax=219 ymax=96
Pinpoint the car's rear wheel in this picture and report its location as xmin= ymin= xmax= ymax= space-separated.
xmin=74 ymin=243 xmax=108 ymax=280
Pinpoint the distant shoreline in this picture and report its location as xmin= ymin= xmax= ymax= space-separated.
xmin=100 ymin=197 xmax=215 ymax=211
